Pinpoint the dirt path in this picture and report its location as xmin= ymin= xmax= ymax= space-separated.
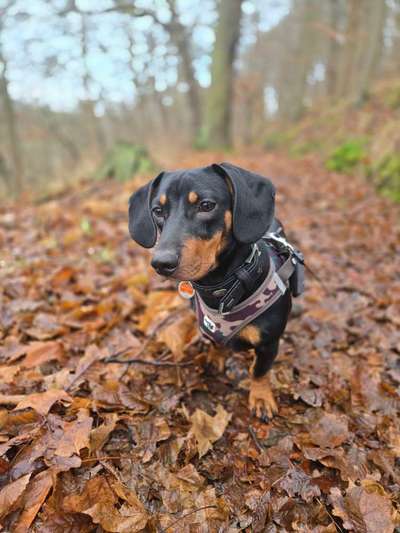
xmin=0 ymin=153 xmax=399 ymax=531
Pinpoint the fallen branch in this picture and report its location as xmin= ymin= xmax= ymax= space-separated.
xmin=105 ymin=304 xmax=190 ymax=368
xmin=248 ymin=426 xmax=265 ymax=453
xmin=106 ymin=357 xmax=194 ymax=367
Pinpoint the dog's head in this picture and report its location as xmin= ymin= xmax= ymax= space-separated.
xmin=128 ymin=163 xmax=275 ymax=280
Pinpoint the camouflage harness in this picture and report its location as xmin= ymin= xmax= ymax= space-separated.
xmin=193 ymin=233 xmax=304 ymax=345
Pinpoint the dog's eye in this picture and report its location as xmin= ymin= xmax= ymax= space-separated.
xmin=199 ymin=200 xmax=216 ymax=212
xmin=152 ymin=206 xmax=164 ymax=217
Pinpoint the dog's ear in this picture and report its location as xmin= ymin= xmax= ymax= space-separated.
xmin=212 ymin=162 xmax=275 ymax=243
xmin=128 ymin=172 xmax=164 ymax=248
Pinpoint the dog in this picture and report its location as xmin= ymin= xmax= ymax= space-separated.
xmin=128 ymin=162 xmax=304 ymax=420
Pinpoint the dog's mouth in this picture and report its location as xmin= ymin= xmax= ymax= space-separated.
xmin=152 ymin=259 xmax=215 ymax=281
xmin=157 ymin=264 xmax=209 ymax=281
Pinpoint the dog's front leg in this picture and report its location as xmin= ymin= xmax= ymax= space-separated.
xmin=249 ymin=338 xmax=279 ymax=421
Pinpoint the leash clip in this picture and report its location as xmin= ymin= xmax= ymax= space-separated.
xmin=266 ymin=232 xmax=295 ymax=253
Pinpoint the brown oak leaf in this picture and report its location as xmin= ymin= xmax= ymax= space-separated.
xmin=188 ymin=404 xmax=231 ymax=458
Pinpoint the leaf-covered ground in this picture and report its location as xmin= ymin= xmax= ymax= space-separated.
xmin=0 ymin=152 xmax=399 ymax=532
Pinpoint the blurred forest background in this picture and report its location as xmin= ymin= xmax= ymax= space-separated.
xmin=0 ymin=0 xmax=399 ymax=200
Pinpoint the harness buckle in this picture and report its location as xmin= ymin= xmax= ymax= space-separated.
xmin=245 ymin=243 xmax=261 ymax=264
xmin=219 ymin=299 xmax=234 ymax=315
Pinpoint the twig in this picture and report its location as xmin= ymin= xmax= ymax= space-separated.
xmin=66 ymin=354 xmax=108 ymax=392
xmin=316 ymin=497 xmax=345 ymax=533
xmin=248 ymin=426 xmax=265 ymax=453
xmin=106 ymin=357 xmax=194 ymax=367
xmin=81 ymin=456 xmax=124 ymax=463
xmin=105 ymin=305 xmax=189 ymax=370
xmin=336 ymin=284 xmax=377 ymax=302
xmin=160 ymin=505 xmax=217 ymax=533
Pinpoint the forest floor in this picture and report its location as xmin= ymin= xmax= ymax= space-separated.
xmin=0 ymin=152 xmax=399 ymax=532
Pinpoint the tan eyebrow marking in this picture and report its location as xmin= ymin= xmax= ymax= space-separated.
xmin=188 ymin=191 xmax=198 ymax=204
xmin=159 ymin=194 xmax=167 ymax=205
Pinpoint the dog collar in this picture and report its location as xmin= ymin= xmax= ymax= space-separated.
xmin=192 ymin=242 xmax=266 ymax=314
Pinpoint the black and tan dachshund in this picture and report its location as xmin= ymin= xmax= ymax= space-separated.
xmin=128 ymin=163 xmax=297 ymax=420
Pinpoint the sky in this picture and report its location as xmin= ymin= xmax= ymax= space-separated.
xmin=1 ymin=0 xmax=290 ymax=112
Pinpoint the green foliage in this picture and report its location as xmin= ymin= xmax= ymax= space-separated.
xmin=80 ymin=218 xmax=92 ymax=234
xmin=290 ymin=140 xmax=322 ymax=157
xmin=264 ymin=130 xmax=295 ymax=151
xmin=95 ymin=142 xmax=155 ymax=182
xmin=193 ymin=127 xmax=209 ymax=150
xmin=326 ymin=139 xmax=368 ymax=173
xmin=386 ymin=86 xmax=400 ymax=110
xmin=374 ymin=154 xmax=400 ymax=202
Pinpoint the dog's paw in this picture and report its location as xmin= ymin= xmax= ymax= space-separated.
xmin=249 ymin=375 xmax=278 ymax=421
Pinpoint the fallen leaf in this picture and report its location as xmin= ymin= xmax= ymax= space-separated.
xmin=279 ymin=467 xmax=321 ymax=503
xmin=55 ymin=409 xmax=92 ymax=457
xmin=14 ymin=470 xmax=53 ymax=533
xmin=188 ymin=405 xmax=231 ymax=458
xmin=90 ymin=413 xmax=119 ymax=453
xmin=25 ymin=313 xmax=67 ymax=340
xmin=158 ymin=312 xmax=197 ymax=360
xmin=63 ymin=476 xmax=148 ymax=532
xmin=65 ymin=344 xmax=107 ymax=390
xmin=22 ymin=341 xmax=64 ymax=368
xmin=14 ymin=389 xmax=72 ymax=416
xmin=329 ymin=483 xmax=395 ymax=533
xmin=310 ymin=412 xmax=350 ymax=448
xmin=0 ymin=473 xmax=31 ymax=520
xmin=139 ymin=417 xmax=171 ymax=463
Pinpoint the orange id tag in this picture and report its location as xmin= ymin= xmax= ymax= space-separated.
xmin=178 ymin=281 xmax=195 ymax=300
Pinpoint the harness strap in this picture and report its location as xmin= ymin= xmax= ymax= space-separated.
xmin=194 ymin=258 xmax=284 ymax=345
xmin=193 ymin=232 xmax=305 ymax=345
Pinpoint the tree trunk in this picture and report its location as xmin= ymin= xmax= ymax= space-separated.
xmin=326 ymin=0 xmax=342 ymax=100
xmin=80 ymin=13 xmax=106 ymax=154
xmin=42 ymin=109 xmax=81 ymax=164
xmin=276 ymin=0 xmax=320 ymax=122
xmin=204 ymin=0 xmax=243 ymax=148
xmin=165 ymin=0 xmax=201 ymax=140
xmin=337 ymin=0 xmax=363 ymax=99
xmin=0 ymin=54 xmax=24 ymax=196
xmin=353 ymin=0 xmax=387 ymax=104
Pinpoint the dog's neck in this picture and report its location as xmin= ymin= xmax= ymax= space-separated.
xmin=193 ymin=238 xmax=270 ymax=309
xmin=200 ymin=239 xmax=252 ymax=285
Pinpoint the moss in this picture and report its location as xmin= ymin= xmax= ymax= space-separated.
xmin=264 ymin=130 xmax=296 ymax=151
xmin=385 ymin=86 xmax=400 ymax=110
xmin=95 ymin=142 xmax=155 ymax=182
xmin=374 ymin=154 xmax=400 ymax=202
xmin=290 ymin=140 xmax=322 ymax=157
xmin=326 ymin=139 xmax=368 ymax=173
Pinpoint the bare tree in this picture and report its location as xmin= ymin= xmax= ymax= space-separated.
xmin=165 ymin=0 xmax=201 ymax=139
xmin=354 ymin=0 xmax=387 ymax=104
xmin=325 ymin=0 xmax=343 ymax=100
xmin=337 ymin=0 xmax=363 ymax=99
xmin=0 ymin=1 xmax=24 ymax=196
xmin=79 ymin=11 xmax=107 ymax=154
xmin=204 ymin=0 xmax=243 ymax=148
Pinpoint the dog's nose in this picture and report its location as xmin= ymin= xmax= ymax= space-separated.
xmin=151 ymin=251 xmax=179 ymax=276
